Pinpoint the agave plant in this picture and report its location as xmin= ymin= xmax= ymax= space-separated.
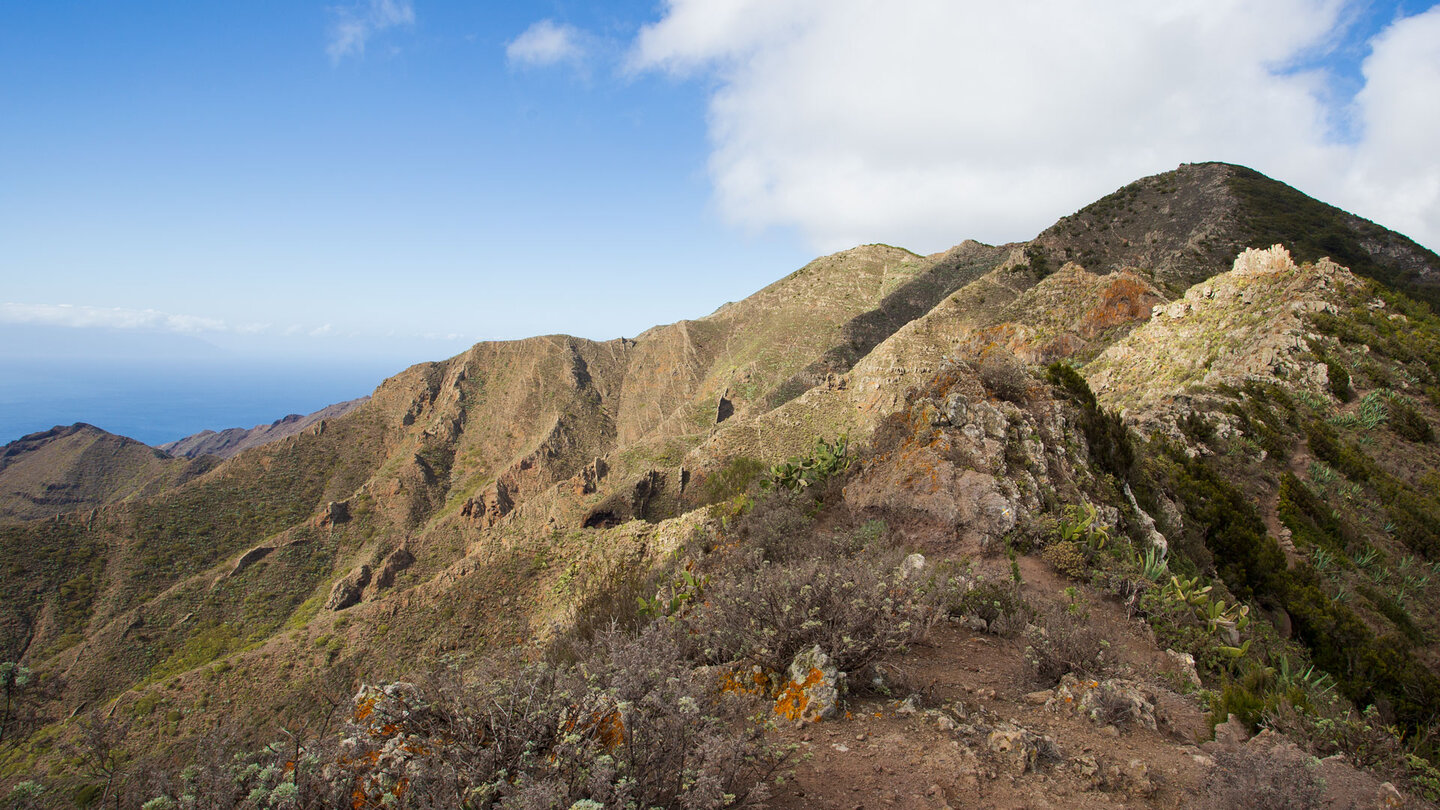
xmin=1273 ymin=654 xmax=1336 ymax=698
xmin=1138 ymin=547 xmax=1168 ymax=582
xmin=1357 ymin=390 xmax=1391 ymax=429
xmin=1353 ymin=546 xmax=1382 ymax=570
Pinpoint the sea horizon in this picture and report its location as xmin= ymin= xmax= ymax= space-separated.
xmin=0 ymin=356 xmax=401 ymax=447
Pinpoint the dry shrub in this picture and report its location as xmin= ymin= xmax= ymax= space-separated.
xmin=340 ymin=624 xmax=777 ymax=810
xmin=1200 ymin=747 xmax=1326 ymax=810
xmin=978 ymin=349 xmax=1032 ymax=404
xmin=726 ymin=489 xmax=819 ymax=564
xmin=685 ymin=547 xmax=934 ymax=676
xmin=1024 ymin=605 xmax=1111 ymax=686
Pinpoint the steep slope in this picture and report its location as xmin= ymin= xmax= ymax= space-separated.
xmin=158 ymin=397 xmax=368 ymax=459
xmin=1031 ymin=162 xmax=1440 ymax=306
xmin=0 ymin=424 xmax=215 ymax=522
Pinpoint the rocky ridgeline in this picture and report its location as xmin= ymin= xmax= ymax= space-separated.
xmin=1088 ymin=245 xmax=1360 ymax=418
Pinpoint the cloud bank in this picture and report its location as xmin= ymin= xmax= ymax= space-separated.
xmin=627 ymin=0 xmax=1440 ymax=253
xmin=507 ymin=20 xmax=588 ymax=69
xmin=327 ymin=0 xmax=415 ymax=63
xmin=0 ymin=303 xmax=228 ymax=334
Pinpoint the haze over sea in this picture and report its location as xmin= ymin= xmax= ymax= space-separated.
xmin=0 ymin=358 xmax=392 ymax=447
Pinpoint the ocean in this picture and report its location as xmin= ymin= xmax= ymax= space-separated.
xmin=0 ymin=358 xmax=400 ymax=447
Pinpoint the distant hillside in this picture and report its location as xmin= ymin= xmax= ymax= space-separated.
xmin=0 ymin=424 xmax=215 ymax=522
xmin=1031 ymin=162 xmax=1440 ymax=306
xmin=158 ymin=397 xmax=369 ymax=459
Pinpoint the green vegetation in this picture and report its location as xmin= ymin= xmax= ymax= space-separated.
xmin=1228 ymin=166 xmax=1440 ymax=308
xmin=762 ymin=435 xmax=850 ymax=493
xmin=1045 ymin=363 xmax=1133 ymax=481
xmin=698 ymin=455 xmax=766 ymax=506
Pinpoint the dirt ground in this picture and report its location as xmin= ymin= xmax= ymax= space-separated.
xmin=762 ymin=556 xmax=1411 ymax=809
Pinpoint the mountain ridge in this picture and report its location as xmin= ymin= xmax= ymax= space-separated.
xmin=3 ymin=162 xmax=1439 ymax=807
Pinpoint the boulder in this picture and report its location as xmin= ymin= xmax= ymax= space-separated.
xmin=317 ymin=500 xmax=350 ymax=528
xmin=773 ymin=645 xmax=844 ymax=727
xmin=1047 ymin=674 xmax=1157 ymax=731
xmin=986 ymin=722 xmax=1059 ymax=774
xmin=326 ymin=565 xmax=372 ymax=611
xmin=370 ymin=547 xmax=415 ymax=592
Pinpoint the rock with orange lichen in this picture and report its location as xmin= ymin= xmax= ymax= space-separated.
xmin=773 ymin=645 xmax=843 ymax=727
xmin=1046 ymin=674 xmax=1158 ymax=731
xmin=339 ymin=683 xmax=430 ymax=808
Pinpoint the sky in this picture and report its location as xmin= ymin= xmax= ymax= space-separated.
xmin=2 ymin=0 xmax=1439 ymax=440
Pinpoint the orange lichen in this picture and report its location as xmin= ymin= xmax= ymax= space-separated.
xmin=772 ymin=667 xmax=825 ymax=723
xmin=352 ymin=696 xmax=378 ymax=722
xmin=720 ymin=667 xmax=771 ymax=697
xmin=593 ymin=709 xmax=626 ymax=750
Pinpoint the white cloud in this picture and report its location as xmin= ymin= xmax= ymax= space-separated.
xmin=0 ymin=303 xmax=227 ymax=333
xmin=630 ymin=1 xmax=1440 ymax=253
xmin=507 ymin=20 xmax=587 ymax=69
xmin=327 ymin=0 xmax=415 ymax=63
xmin=1329 ymin=7 xmax=1440 ymax=248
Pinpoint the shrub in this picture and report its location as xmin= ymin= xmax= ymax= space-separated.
xmin=552 ymin=562 xmax=668 ymax=660
xmin=1046 ymin=363 xmax=1134 ymax=480
xmin=1266 ymin=702 xmax=1440 ymax=803
xmin=1199 ymin=747 xmax=1326 ymax=810
xmin=1180 ymin=411 xmax=1216 ymax=444
xmin=949 ymin=579 xmax=1031 ymax=637
xmin=724 ymin=489 xmax=817 ymax=564
xmin=1326 ymin=358 xmax=1353 ymax=402
xmin=341 ymin=625 xmax=777 ymax=810
xmin=1305 ymin=420 xmax=1375 ymax=481
xmin=1277 ymin=472 xmax=1348 ymax=553
xmin=1042 ymin=541 xmax=1089 ymax=580
xmin=684 ymin=548 xmax=933 ymax=676
xmin=699 ymin=456 xmax=767 ymax=506
xmin=978 ymin=349 xmax=1031 ymax=403
xmin=1389 ymin=397 xmax=1434 ymax=443
xmin=1024 ymin=605 xmax=1111 ymax=686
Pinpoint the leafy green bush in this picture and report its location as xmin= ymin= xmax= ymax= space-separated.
xmin=1304 ymin=420 xmax=1375 ymax=482
xmin=1326 ymin=358 xmax=1354 ymax=402
xmin=1389 ymin=397 xmax=1434 ymax=443
xmin=949 ymin=579 xmax=1031 ymax=637
xmin=1277 ymin=472 xmax=1348 ymax=553
xmin=699 ymin=456 xmax=767 ymax=506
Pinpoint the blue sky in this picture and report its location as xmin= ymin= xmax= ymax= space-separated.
xmin=0 ymin=1 xmax=813 ymax=369
xmin=2 ymin=1 xmax=1439 ymax=442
